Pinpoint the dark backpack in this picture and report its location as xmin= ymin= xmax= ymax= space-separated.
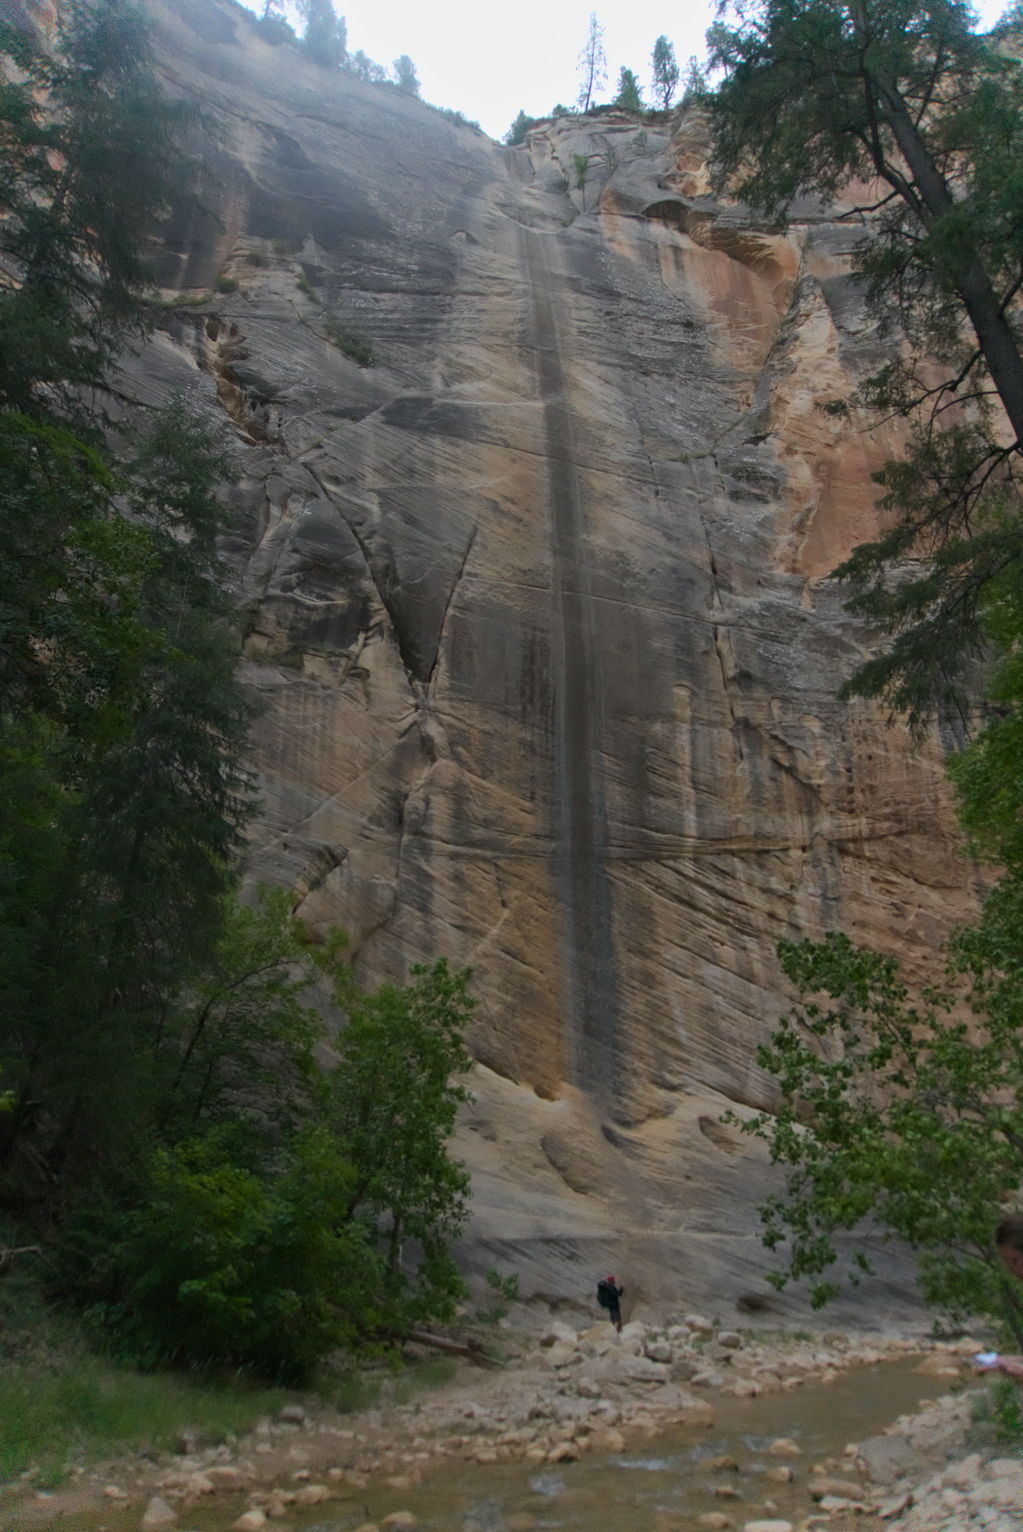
xmin=597 ymin=1279 xmax=613 ymax=1308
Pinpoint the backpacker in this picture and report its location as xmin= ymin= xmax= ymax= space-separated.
xmin=597 ymin=1278 xmax=613 ymax=1309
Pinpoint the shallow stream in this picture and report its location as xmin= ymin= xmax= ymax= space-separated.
xmin=19 ymin=1358 xmax=957 ymax=1532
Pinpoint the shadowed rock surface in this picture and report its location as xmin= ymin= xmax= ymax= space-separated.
xmin=91 ymin=0 xmax=981 ymax=1324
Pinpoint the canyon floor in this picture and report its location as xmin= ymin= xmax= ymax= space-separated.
xmin=4 ymin=1310 xmax=1018 ymax=1532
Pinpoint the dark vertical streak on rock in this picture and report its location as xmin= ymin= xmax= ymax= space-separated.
xmin=524 ymin=227 xmax=621 ymax=1111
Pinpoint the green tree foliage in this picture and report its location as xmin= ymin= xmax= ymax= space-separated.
xmin=70 ymin=906 xmax=475 ymax=1378
xmin=0 ymin=2 xmax=198 ymax=414
xmin=0 ymin=1 xmax=254 ymax=1210
xmin=733 ymin=926 xmax=1023 ymax=1344
xmin=298 ymin=0 xmax=347 ymax=68
xmin=348 ymin=48 xmax=386 ymax=83
xmin=708 ymin=0 xmax=1023 ymax=723
xmin=320 ymin=954 xmax=474 ymax=1332
xmin=0 ymin=0 xmax=476 ymax=1384
xmin=392 ymin=54 xmax=421 ymax=96
xmin=505 ymin=109 xmax=541 ymax=145
xmin=613 ymin=67 xmax=643 ymax=111
xmin=651 ymin=34 xmax=680 ymax=110
xmin=577 ymin=11 xmax=607 ymax=113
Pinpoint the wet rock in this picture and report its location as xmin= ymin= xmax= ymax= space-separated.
xmin=808 ymin=1474 xmax=868 ymax=1499
xmin=140 ymin=1498 xmax=177 ymax=1529
xmin=294 ymin=1483 xmax=333 ymax=1505
xmin=208 ymin=1465 xmax=248 ymax=1490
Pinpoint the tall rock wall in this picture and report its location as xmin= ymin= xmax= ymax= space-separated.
xmin=121 ymin=0 xmax=977 ymax=1320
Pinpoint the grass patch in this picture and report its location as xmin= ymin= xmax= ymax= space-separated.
xmin=385 ymin=1355 xmax=458 ymax=1406
xmin=0 ymin=1356 xmax=289 ymax=1486
xmin=215 ymin=275 xmax=239 ymax=294
xmin=322 ymin=318 xmax=374 ymax=367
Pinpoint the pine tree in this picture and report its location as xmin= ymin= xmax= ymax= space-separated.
xmin=0 ymin=2 xmax=197 ymax=414
xmin=392 ymin=54 xmax=420 ymax=96
xmin=612 ymin=67 xmax=643 ymax=112
xmin=577 ymin=12 xmax=607 ymax=113
xmin=297 ymin=0 xmax=347 ymax=69
xmin=651 ymin=35 xmax=679 ymax=110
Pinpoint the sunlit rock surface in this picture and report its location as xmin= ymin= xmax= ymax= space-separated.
xmin=113 ymin=0 xmax=978 ymax=1321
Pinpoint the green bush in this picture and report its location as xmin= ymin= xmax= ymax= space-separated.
xmin=88 ymin=1131 xmax=378 ymax=1380
xmin=323 ymin=318 xmax=374 ymax=366
xmin=215 ymin=275 xmax=238 ymax=293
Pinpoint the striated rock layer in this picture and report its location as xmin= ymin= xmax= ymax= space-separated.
xmin=117 ymin=0 xmax=978 ymax=1321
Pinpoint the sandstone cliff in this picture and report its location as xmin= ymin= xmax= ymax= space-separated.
xmin=114 ymin=0 xmax=978 ymax=1321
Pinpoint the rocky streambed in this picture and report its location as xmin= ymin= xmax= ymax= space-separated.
xmin=4 ymin=1316 xmax=1020 ymax=1532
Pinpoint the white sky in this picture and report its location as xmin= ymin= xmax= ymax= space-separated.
xmin=239 ymin=0 xmax=1011 ymax=143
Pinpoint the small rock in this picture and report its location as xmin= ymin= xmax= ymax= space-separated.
xmin=684 ymin=1313 xmax=715 ymax=1335
xmin=767 ymin=1438 xmax=802 ymax=1458
xmin=717 ymin=1331 xmax=744 ymax=1350
xmin=741 ymin=1522 xmax=794 ymax=1532
xmin=713 ymin=1484 xmax=743 ymax=1499
xmin=808 ymin=1475 xmax=866 ymax=1500
xmin=184 ymin=1472 xmax=215 ymax=1496
xmin=380 ymin=1514 xmax=419 ymax=1530
xmin=141 ymin=1497 xmax=177 ymax=1529
xmin=547 ymin=1441 xmax=578 ymax=1464
xmin=697 ymin=1517 xmax=733 ymax=1530
xmin=232 ymin=1513 xmax=267 ymax=1532
xmin=278 ymin=1404 xmax=307 ymax=1424
xmin=705 ymin=1455 xmax=740 ymax=1472
xmin=764 ymin=1466 xmax=793 ymax=1484
xmin=644 ymin=1340 xmax=673 ymax=1363
xmin=207 ymin=1465 xmax=247 ymax=1490
xmin=103 ymin=1485 xmax=130 ymax=1500
xmin=294 ymin=1483 xmax=332 ymax=1506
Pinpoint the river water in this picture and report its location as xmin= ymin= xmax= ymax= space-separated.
xmin=38 ymin=1357 xmax=955 ymax=1532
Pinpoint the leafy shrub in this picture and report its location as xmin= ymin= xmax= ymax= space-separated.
xmin=256 ymin=13 xmax=295 ymax=46
xmin=215 ymin=275 xmax=238 ymax=293
xmin=505 ymin=109 xmax=541 ymax=146
xmin=323 ymin=318 xmax=374 ymax=367
xmin=87 ymin=1132 xmax=378 ymax=1380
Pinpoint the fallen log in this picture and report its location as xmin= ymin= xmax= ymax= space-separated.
xmin=405 ymin=1328 xmax=504 ymax=1368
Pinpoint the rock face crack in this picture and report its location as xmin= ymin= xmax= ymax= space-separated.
xmin=523 ymin=226 xmax=621 ymax=1110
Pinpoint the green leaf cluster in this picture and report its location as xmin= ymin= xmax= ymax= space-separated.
xmin=737 ymin=928 xmax=1023 ymax=1341
xmin=709 ymin=0 xmax=1023 ymax=723
xmin=67 ymin=903 xmax=475 ymax=1378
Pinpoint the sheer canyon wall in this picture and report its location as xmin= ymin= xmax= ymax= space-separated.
xmin=106 ymin=0 xmax=979 ymax=1321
